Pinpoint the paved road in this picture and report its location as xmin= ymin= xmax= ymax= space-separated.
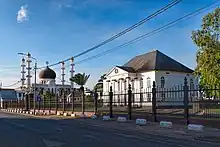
xmin=0 ymin=112 xmax=219 ymax=147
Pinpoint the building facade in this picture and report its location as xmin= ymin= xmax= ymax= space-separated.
xmin=103 ymin=50 xmax=198 ymax=106
xmin=0 ymin=88 xmax=17 ymax=108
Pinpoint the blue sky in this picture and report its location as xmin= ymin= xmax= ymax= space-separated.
xmin=0 ymin=0 xmax=219 ymax=88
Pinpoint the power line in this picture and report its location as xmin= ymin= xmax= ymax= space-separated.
xmin=74 ymin=0 xmax=220 ymax=65
xmin=3 ymin=80 xmax=21 ymax=88
xmin=37 ymin=0 xmax=183 ymax=69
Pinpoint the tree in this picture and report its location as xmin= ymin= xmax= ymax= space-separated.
xmin=40 ymin=90 xmax=55 ymax=109
xmin=70 ymin=73 xmax=90 ymax=88
xmin=94 ymin=74 xmax=106 ymax=92
xmin=70 ymin=73 xmax=90 ymax=114
xmin=192 ymin=8 xmax=220 ymax=89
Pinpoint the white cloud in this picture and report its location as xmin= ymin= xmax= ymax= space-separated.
xmin=17 ymin=5 xmax=28 ymax=23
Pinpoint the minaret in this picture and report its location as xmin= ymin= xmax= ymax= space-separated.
xmin=21 ymin=58 xmax=26 ymax=89
xmin=26 ymin=53 xmax=32 ymax=92
xmin=70 ymin=57 xmax=74 ymax=89
xmin=61 ymin=61 xmax=65 ymax=87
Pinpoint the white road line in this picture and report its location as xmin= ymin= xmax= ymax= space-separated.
xmin=84 ymin=134 xmax=98 ymax=139
xmin=115 ymin=133 xmax=187 ymax=147
xmin=92 ymin=124 xmax=103 ymax=127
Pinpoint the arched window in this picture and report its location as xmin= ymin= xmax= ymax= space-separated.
xmin=131 ymin=80 xmax=134 ymax=90
xmin=140 ymin=78 xmax=143 ymax=89
xmin=161 ymin=77 xmax=165 ymax=88
xmin=124 ymin=80 xmax=127 ymax=90
xmin=118 ymin=81 xmax=120 ymax=92
xmin=190 ymin=79 xmax=194 ymax=90
xmin=147 ymin=77 xmax=151 ymax=88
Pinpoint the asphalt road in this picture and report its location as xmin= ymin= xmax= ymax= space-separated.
xmin=0 ymin=112 xmax=219 ymax=147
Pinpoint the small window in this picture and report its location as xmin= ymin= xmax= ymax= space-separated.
xmin=147 ymin=77 xmax=151 ymax=88
xmin=161 ymin=77 xmax=165 ymax=88
xmin=140 ymin=78 xmax=143 ymax=89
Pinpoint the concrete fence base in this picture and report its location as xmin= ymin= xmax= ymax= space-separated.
xmin=117 ymin=117 xmax=127 ymax=122
xmin=103 ymin=116 xmax=111 ymax=121
xmin=160 ymin=121 xmax=172 ymax=128
xmin=188 ymin=124 xmax=204 ymax=131
xmin=136 ymin=119 xmax=147 ymax=125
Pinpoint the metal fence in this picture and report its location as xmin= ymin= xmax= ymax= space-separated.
xmin=2 ymin=78 xmax=220 ymax=125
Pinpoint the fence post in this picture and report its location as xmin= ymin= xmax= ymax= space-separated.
xmin=25 ymin=93 xmax=29 ymax=111
xmin=184 ymin=77 xmax=189 ymax=125
xmin=63 ymin=89 xmax=66 ymax=113
xmin=55 ymin=93 xmax=58 ymax=113
xmin=128 ymin=84 xmax=132 ymax=120
xmin=109 ymin=86 xmax=113 ymax=118
xmin=81 ymin=87 xmax=85 ymax=115
xmin=152 ymin=81 xmax=157 ymax=122
xmin=71 ymin=90 xmax=75 ymax=113
xmin=94 ymin=89 xmax=98 ymax=115
xmin=49 ymin=92 xmax=51 ymax=112
xmin=16 ymin=99 xmax=18 ymax=110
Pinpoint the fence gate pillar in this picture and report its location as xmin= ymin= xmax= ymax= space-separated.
xmin=109 ymin=86 xmax=113 ymax=118
xmin=184 ymin=77 xmax=189 ymax=125
xmin=128 ymin=84 xmax=132 ymax=120
xmin=152 ymin=81 xmax=157 ymax=122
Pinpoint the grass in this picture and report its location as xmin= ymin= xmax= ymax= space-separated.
xmin=208 ymin=109 xmax=220 ymax=113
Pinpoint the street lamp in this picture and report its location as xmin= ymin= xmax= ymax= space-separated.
xmin=18 ymin=52 xmax=37 ymax=113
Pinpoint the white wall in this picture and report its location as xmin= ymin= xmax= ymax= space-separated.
xmin=155 ymin=71 xmax=197 ymax=88
xmin=103 ymin=67 xmax=129 ymax=93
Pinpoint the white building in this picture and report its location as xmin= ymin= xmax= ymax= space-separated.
xmin=35 ymin=66 xmax=71 ymax=93
xmin=103 ymin=50 xmax=197 ymax=106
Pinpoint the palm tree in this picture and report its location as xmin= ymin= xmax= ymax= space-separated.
xmin=70 ymin=73 xmax=90 ymax=114
xmin=94 ymin=74 xmax=106 ymax=92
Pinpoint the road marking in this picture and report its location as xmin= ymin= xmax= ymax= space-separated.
xmin=84 ymin=134 xmax=98 ymax=139
xmin=92 ymin=124 xmax=103 ymax=127
xmin=116 ymin=133 xmax=145 ymax=140
xmin=56 ymin=128 xmax=62 ymax=131
xmin=115 ymin=133 xmax=187 ymax=147
xmin=42 ymin=139 xmax=65 ymax=147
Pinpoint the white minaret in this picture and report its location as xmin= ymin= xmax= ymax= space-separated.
xmin=70 ymin=57 xmax=74 ymax=89
xmin=61 ymin=61 xmax=65 ymax=87
xmin=26 ymin=53 xmax=32 ymax=92
xmin=21 ymin=58 xmax=26 ymax=89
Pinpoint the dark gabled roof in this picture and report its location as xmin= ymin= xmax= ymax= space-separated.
xmin=0 ymin=89 xmax=17 ymax=100
xmin=120 ymin=50 xmax=193 ymax=73
xmin=116 ymin=66 xmax=136 ymax=73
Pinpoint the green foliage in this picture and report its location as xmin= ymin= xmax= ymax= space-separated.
xmin=94 ymin=74 xmax=106 ymax=92
xmin=85 ymin=95 xmax=93 ymax=102
xmin=41 ymin=91 xmax=55 ymax=103
xmin=192 ymin=8 xmax=220 ymax=88
xmin=70 ymin=73 xmax=90 ymax=87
